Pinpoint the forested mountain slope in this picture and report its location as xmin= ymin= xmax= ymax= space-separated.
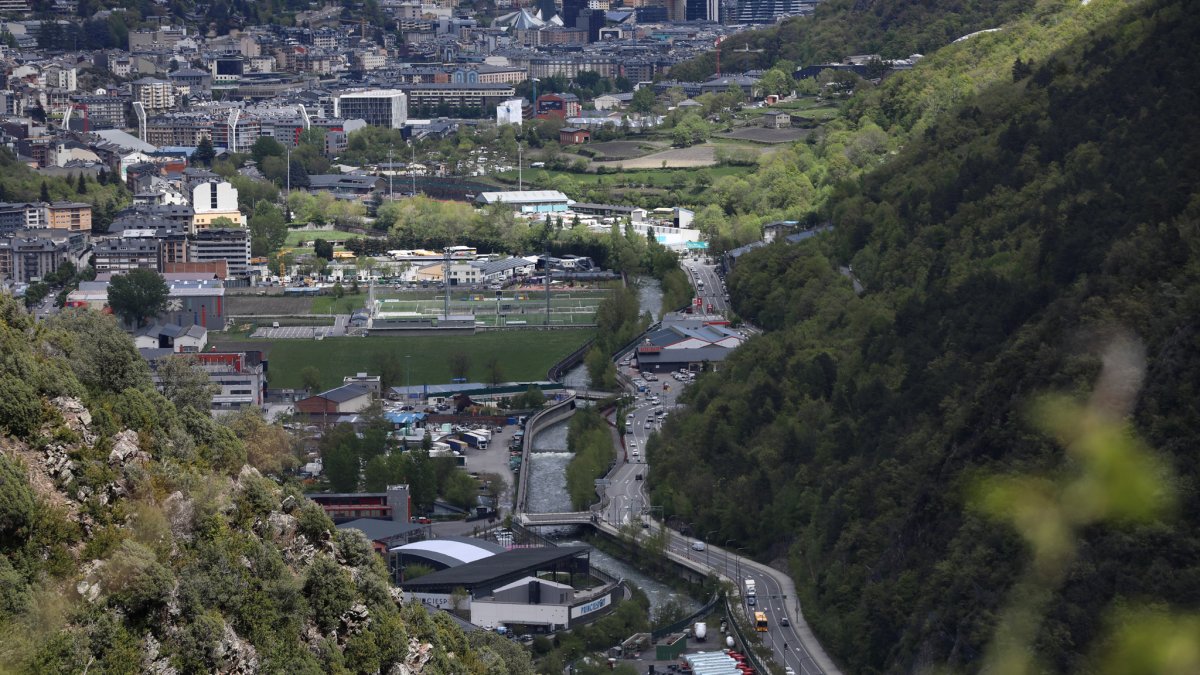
xmin=0 ymin=298 xmax=527 ymax=673
xmin=648 ymin=0 xmax=1200 ymax=671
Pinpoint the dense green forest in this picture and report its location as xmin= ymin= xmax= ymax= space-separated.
xmin=670 ymin=0 xmax=1035 ymax=81
xmin=649 ymin=0 xmax=1200 ymax=671
xmin=0 ymin=297 xmax=522 ymax=673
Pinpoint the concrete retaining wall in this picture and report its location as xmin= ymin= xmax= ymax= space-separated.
xmin=516 ymin=395 xmax=577 ymax=511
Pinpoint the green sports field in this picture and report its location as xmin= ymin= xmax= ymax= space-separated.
xmin=256 ymin=330 xmax=594 ymax=390
xmin=284 ymin=229 xmax=363 ymax=246
xmin=374 ymin=288 xmax=610 ymax=327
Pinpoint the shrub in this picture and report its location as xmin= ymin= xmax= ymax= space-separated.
xmin=304 ymin=555 xmax=355 ymax=633
xmin=0 ymin=374 xmax=42 ymax=439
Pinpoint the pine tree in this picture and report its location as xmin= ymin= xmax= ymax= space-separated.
xmin=97 ymin=167 xmax=108 ymax=185
xmin=194 ymin=136 xmax=215 ymax=166
xmin=76 ymin=173 xmax=87 ymax=194
xmin=40 ymin=181 xmax=50 ymax=203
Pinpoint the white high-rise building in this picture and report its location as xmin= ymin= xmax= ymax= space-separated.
xmin=191 ymin=181 xmax=246 ymax=230
xmin=496 ymin=98 xmax=523 ymax=126
xmin=333 ymin=89 xmax=408 ymax=129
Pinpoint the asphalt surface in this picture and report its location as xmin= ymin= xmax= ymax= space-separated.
xmin=430 ymin=423 xmax=518 ymax=539
xmin=683 ymin=259 xmax=729 ymax=315
xmin=597 ymin=257 xmax=842 ymax=675
xmin=603 ymin=364 xmax=685 ymax=526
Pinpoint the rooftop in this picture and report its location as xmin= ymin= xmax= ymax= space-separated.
xmin=477 ymin=190 xmax=569 ymax=205
xmin=312 ymin=383 xmax=372 ymax=403
xmin=337 ymin=518 xmax=424 ymax=543
xmin=398 ymin=545 xmax=590 ymax=590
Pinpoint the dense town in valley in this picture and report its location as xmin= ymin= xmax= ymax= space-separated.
xmin=3 ymin=0 xmax=1191 ymax=673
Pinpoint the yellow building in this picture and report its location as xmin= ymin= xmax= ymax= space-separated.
xmin=46 ymin=201 xmax=92 ymax=232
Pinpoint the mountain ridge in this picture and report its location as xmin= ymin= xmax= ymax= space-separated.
xmin=649 ymin=0 xmax=1200 ymax=670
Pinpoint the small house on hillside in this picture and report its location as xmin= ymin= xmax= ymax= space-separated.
xmin=762 ymin=110 xmax=791 ymax=128
xmin=559 ymin=126 xmax=591 ymax=145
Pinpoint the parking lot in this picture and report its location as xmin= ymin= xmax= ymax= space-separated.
xmin=250 ymin=316 xmax=348 ymax=339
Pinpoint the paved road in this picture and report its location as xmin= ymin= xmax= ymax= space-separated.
xmin=663 ymin=535 xmax=838 ymax=675
xmin=603 ymin=363 xmax=685 ymax=526
xmin=683 ymin=258 xmax=729 ymax=315
xmin=597 ymin=257 xmax=842 ymax=675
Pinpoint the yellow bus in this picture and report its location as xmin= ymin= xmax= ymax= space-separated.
xmin=754 ymin=612 xmax=769 ymax=632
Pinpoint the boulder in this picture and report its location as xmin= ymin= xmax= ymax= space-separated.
xmin=108 ymin=429 xmax=148 ymax=466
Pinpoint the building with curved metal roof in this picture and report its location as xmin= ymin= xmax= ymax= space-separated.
xmin=391 ymin=536 xmax=507 ymax=570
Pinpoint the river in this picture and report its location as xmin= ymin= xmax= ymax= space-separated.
xmin=557 ymin=277 xmax=662 ymax=392
xmin=525 ymin=419 xmax=700 ymax=615
xmin=635 ymin=276 xmax=663 ymax=320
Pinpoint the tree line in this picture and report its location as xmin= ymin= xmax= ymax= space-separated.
xmin=647 ymin=0 xmax=1200 ymax=671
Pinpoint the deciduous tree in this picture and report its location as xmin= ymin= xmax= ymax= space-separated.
xmin=107 ymin=269 xmax=170 ymax=328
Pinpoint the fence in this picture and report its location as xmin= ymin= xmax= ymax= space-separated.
xmin=547 ymin=337 xmax=596 ymax=382
xmin=651 ymin=591 xmax=723 ymax=641
xmin=724 ymin=594 xmax=772 ymax=675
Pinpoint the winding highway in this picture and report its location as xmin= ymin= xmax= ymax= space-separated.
xmin=596 ymin=258 xmax=841 ymax=675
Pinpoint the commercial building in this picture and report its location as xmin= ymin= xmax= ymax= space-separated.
xmin=400 ymin=83 xmax=516 ymax=118
xmin=633 ymin=317 xmax=745 ymax=371
xmin=195 ymin=351 xmax=267 ymax=411
xmin=399 ymin=545 xmax=621 ymax=630
xmin=188 ymin=228 xmax=251 ymax=277
xmin=496 ymin=98 xmax=524 ymax=126
xmin=476 ymin=190 xmax=570 ymax=213
xmin=139 ymin=347 xmax=267 ymax=413
xmin=296 ymin=383 xmax=375 ymax=416
xmin=333 ymin=89 xmax=408 ymax=129
xmin=191 ymin=181 xmax=246 ymax=229
xmin=307 ymin=484 xmax=412 ymax=524
xmin=535 ymin=93 xmax=581 ymax=119
xmin=390 ymin=537 xmax=508 ymax=575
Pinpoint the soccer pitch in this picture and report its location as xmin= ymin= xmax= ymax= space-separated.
xmin=374 ymin=289 xmax=609 ymax=326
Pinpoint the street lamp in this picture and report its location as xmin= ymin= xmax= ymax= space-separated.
xmin=706 ymin=530 xmax=719 ymax=567
xmin=725 ymin=539 xmax=736 ymax=580
xmin=735 ymin=547 xmax=747 ymax=590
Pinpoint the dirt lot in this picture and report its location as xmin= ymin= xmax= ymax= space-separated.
xmin=717 ymin=127 xmax=812 ymax=144
xmin=607 ymin=144 xmax=721 ymax=169
xmin=224 ymin=295 xmax=315 ymax=316
xmin=586 ymin=140 xmax=666 ymax=160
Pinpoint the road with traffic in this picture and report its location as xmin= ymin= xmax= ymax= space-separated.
xmin=683 ymin=258 xmax=729 ymax=315
xmin=594 ymin=256 xmax=841 ymax=675
xmin=603 ymin=360 xmax=686 ymax=526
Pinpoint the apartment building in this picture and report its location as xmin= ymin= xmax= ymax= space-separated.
xmin=46 ymin=202 xmax=92 ymax=232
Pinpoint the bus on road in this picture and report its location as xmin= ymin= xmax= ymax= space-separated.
xmin=755 ymin=612 xmax=769 ymax=632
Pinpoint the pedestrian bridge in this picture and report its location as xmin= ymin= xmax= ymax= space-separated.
xmin=518 ymin=512 xmax=596 ymax=526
